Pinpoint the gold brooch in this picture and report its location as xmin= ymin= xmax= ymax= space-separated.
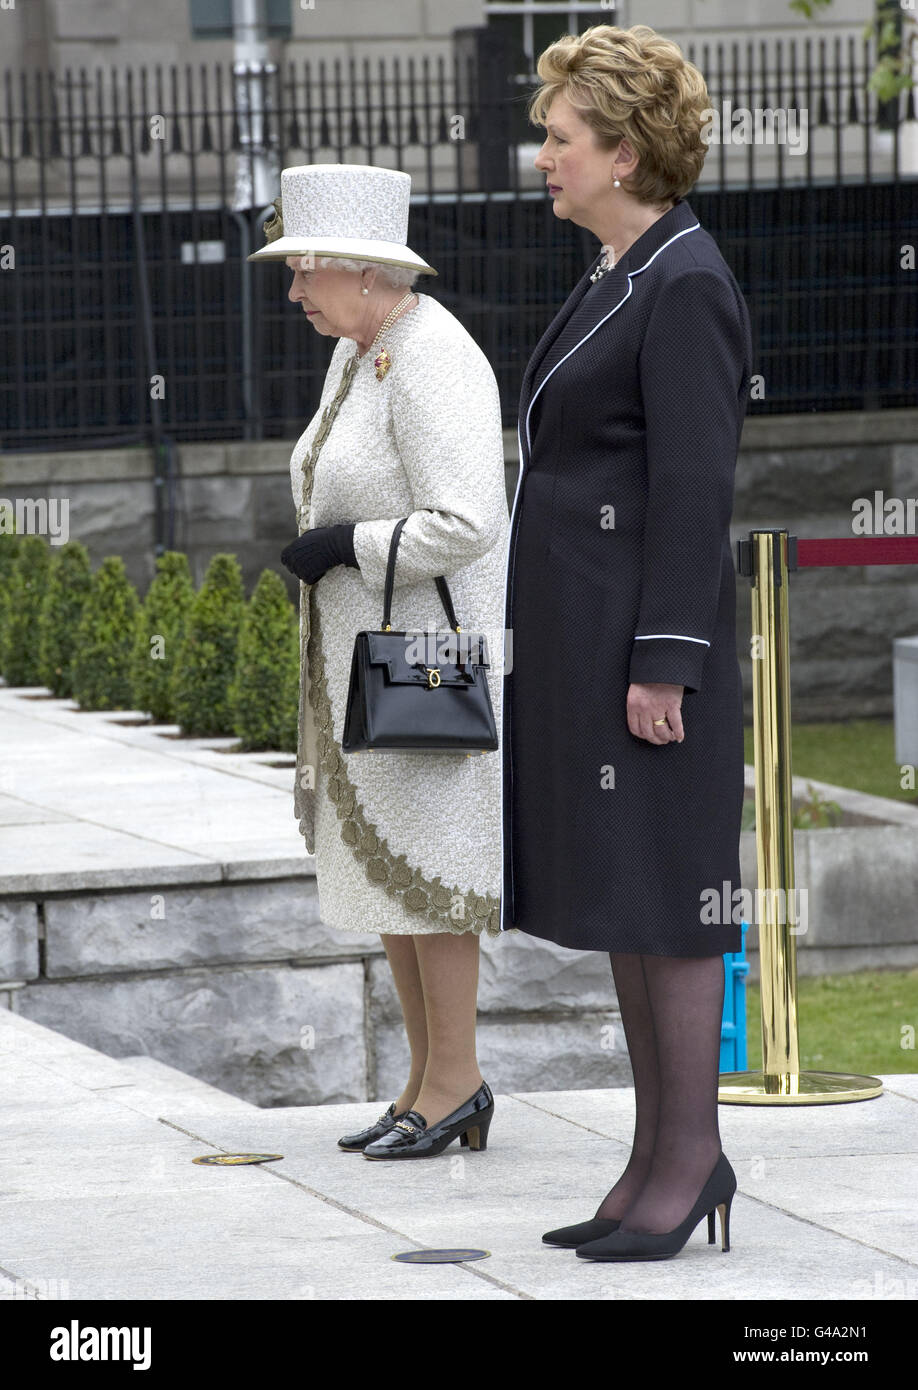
xmin=374 ymin=348 xmax=392 ymax=381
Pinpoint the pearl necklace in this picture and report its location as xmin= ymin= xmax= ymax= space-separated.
xmin=366 ymin=291 xmax=416 ymax=380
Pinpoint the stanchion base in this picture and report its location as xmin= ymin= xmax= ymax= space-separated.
xmin=718 ymin=1070 xmax=884 ymax=1105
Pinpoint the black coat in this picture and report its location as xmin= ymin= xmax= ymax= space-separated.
xmin=498 ymin=197 xmax=752 ymax=955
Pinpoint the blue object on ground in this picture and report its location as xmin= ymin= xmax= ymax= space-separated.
xmin=720 ymin=920 xmax=750 ymax=1072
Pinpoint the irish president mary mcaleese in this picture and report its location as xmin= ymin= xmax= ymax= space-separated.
xmin=501 ymin=192 xmax=753 ymax=956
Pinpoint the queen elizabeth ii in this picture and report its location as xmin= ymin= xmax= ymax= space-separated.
xmin=248 ymin=163 xmax=509 ymax=1159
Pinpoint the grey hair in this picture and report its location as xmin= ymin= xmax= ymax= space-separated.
xmin=314 ymin=255 xmax=418 ymax=289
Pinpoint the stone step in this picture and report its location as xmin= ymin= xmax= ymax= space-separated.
xmin=115 ymin=1054 xmax=258 ymax=1112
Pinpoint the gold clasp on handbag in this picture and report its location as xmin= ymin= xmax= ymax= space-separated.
xmin=424 ymin=667 xmax=441 ymax=688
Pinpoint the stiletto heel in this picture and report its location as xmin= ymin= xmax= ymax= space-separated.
xmin=718 ymin=1197 xmax=732 ymax=1252
xmin=706 ymin=1210 xmax=716 ymax=1245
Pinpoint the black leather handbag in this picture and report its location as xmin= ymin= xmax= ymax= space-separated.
xmin=342 ymin=517 xmax=499 ymax=754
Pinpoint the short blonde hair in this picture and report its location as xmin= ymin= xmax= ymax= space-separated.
xmin=528 ymin=24 xmax=710 ymax=205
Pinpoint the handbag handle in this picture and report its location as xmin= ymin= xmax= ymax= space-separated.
xmin=381 ymin=516 xmax=461 ymax=634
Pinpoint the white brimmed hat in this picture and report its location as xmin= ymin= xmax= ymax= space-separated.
xmin=247 ymin=162 xmax=437 ymax=275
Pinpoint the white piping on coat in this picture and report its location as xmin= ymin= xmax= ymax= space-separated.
xmin=634 ymin=633 xmax=711 ymax=645
xmin=498 ymin=420 xmax=527 ymax=929
xmin=523 ymin=221 xmax=700 ymax=458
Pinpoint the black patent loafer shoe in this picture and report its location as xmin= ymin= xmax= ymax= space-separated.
xmin=338 ymin=1101 xmax=405 ymax=1152
xmin=362 ymin=1081 xmax=494 ymax=1159
xmin=542 ymin=1217 xmax=621 ymax=1248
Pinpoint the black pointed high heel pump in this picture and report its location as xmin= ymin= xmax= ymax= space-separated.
xmin=542 ymin=1217 xmax=621 ymax=1248
xmin=574 ymin=1152 xmax=737 ymax=1262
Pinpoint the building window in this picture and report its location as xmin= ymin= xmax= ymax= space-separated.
xmin=190 ymin=0 xmax=292 ymax=40
xmin=485 ymin=1 xmax=615 ymax=84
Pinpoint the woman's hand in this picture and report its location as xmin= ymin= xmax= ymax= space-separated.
xmin=627 ymin=682 xmax=685 ymax=744
xmin=280 ymin=523 xmax=358 ymax=585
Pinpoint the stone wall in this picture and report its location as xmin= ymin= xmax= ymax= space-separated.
xmin=730 ymin=411 xmax=918 ymax=723
xmin=3 ymin=792 xmax=917 ymax=1107
xmin=0 ymin=875 xmax=634 ymax=1107
xmin=2 ymin=408 xmax=917 ymax=722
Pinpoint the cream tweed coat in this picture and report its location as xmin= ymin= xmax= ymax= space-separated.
xmin=290 ymin=292 xmax=509 ymax=938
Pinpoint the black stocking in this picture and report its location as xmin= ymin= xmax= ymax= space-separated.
xmin=618 ymin=952 xmax=726 ymax=1234
xmin=594 ymin=952 xmax=661 ymax=1220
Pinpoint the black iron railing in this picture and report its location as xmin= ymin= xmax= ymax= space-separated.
xmin=1 ymin=34 xmax=917 ymax=453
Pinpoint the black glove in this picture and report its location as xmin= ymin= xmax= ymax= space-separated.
xmin=280 ymin=524 xmax=359 ymax=585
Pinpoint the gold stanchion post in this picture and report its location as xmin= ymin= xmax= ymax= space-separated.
xmin=718 ymin=529 xmax=883 ymax=1104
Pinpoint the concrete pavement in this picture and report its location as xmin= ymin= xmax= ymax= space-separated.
xmin=0 ymin=1010 xmax=915 ymax=1302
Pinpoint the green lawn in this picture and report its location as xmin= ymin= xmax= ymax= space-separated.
xmin=742 ymin=969 xmax=918 ymax=1076
xmin=743 ymin=719 xmax=917 ymax=806
xmin=737 ymin=721 xmax=916 ymax=1076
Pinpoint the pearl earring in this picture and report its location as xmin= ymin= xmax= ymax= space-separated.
xmin=613 ymin=178 xmax=621 ymax=188
xmin=361 ymin=286 xmax=369 ymax=295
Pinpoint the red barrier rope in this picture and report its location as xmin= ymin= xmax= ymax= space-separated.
xmin=795 ymin=537 xmax=918 ymax=568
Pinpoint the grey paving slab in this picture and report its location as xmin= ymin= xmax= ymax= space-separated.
xmin=0 ymin=1044 xmax=138 ymax=1100
xmin=0 ymin=1091 xmax=209 ymax=1141
xmin=224 ymin=856 xmax=314 ymax=880
xmin=115 ymin=1056 xmax=260 ymax=1114
xmin=145 ymin=1097 xmax=918 ymax=1301
xmin=0 ymin=822 xmax=219 ymax=893
xmin=883 ymin=1075 xmax=918 ymax=1102
xmin=518 ymin=1085 xmax=918 ymax=1160
xmin=5 ymin=696 xmax=292 ymax=789
xmin=1 ymin=1029 xmax=917 ymax=1300
xmin=0 ymin=1014 xmax=167 ymax=1089
xmin=0 ymin=1187 xmax=514 ymax=1302
xmin=0 ymin=1007 xmax=117 ymax=1059
xmin=0 ymin=1056 xmax=459 ymax=1298
xmin=508 ymin=1088 xmax=638 ymax=1143
xmin=4 ymin=1044 xmax=134 ymax=1092
xmin=0 ymin=1139 xmax=255 ymax=1202
xmin=0 ymin=1015 xmax=256 ymax=1123
xmin=376 ymin=1197 xmax=913 ymax=1302
xmin=0 ymin=689 xmax=307 ymax=890
xmin=744 ymin=1153 xmax=918 ymax=1265
xmin=0 ymin=1016 xmax=516 ymax=1299
xmin=163 ymin=836 xmax=306 ymax=863
xmin=0 ymin=795 xmax=70 ymax=827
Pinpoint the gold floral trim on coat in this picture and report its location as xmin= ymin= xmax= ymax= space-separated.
xmin=306 ymin=597 xmax=501 ymax=937
xmin=296 ymin=351 xmax=360 ymax=532
xmin=263 ymin=197 xmax=284 ymax=244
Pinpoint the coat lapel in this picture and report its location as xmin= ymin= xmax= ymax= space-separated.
xmin=518 ymin=199 xmax=702 ymax=466
xmin=518 ymin=258 xmax=598 ymax=429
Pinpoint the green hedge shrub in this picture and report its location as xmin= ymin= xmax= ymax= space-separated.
xmin=171 ymin=553 xmax=245 ymax=736
xmin=71 ymin=556 xmax=141 ymax=710
xmin=37 ymin=541 xmax=93 ymax=697
xmin=3 ymin=532 xmax=301 ymax=753
xmin=1 ymin=536 xmax=51 ymax=685
xmin=131 ymin=551 xmax=195 ymax=722
xmin=0 ymin=528 xmax=23 ymax=678
xmin=230 ymin=569 xmax=299 ymax=752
